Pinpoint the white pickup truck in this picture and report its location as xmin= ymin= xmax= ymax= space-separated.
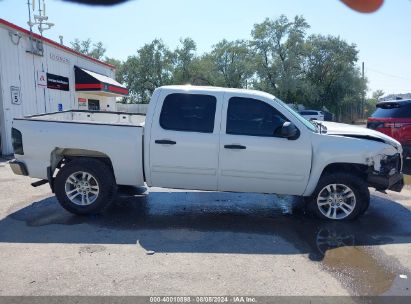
xmin=10 ymin=85 xmax=404 ymax=221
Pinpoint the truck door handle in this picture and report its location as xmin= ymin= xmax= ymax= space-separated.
xmin=155 ymin=139 xmax=176 ymax=145
xmin=224 ymin=144 xmax=246 ymax=150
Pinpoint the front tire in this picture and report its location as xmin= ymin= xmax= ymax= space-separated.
xmin=307 ymin=173 xmax=370 ymax=221
xmin=54 ymin=158 xmax=117 ymax=215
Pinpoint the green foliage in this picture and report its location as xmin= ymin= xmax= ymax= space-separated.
xmin=70 ymin=38 xmax=106 ymax=60
xmin=303 ymin=35 xmax=366 ymax=120
xmin=207 ymin=39 xmax=253 ymax=88
xmin=364 ymin=90 xmax=384 ymax=117
xmin=71 ymin=15 xmax=367 ymax=121
xmin=372 ymin=90 xmax=384 ymax=100
xmin=104 ymin=57 xmax=124 ymax=82
xmin=251 ymin=15 xmax=310 ymax=102
xmin=121 ymin=39 xmax=174 ymax=103
xmin=172 ymin=38 xmax=197 ymax=84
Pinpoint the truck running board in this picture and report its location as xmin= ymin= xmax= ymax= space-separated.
xmin=31 ymin=179 xmax=49 ymax=187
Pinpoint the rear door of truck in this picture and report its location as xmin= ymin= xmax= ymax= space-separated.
xmin=148 ymin=90 xmax=223 ymax=191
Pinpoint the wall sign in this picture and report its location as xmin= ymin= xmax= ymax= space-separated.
xmin=38 ymin=71 xmax=47 ymax=88
xmin=78 ymin=98 xmax=87 ymax=109
xmin=47 ymin=73 xmax=69 ymax=91
xmin=50 ymin=53 xmax=70 ymax=64
xmin=10 ymin=86 xmax=21 ymax=105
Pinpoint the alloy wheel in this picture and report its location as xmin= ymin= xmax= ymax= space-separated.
xmin=316 ymin=183 xmax=356 ymax=220
xmin=64 ymin=171 xmax=100 ymax=206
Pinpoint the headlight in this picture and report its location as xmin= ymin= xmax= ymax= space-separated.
xmin=380 ymin=154 xmax=401 ymax=175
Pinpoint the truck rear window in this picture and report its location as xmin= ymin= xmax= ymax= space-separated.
xmin=372 ymin=104 xmax=411 ymax=118
xmin=160 ymin=93 xmax=217 ymax=133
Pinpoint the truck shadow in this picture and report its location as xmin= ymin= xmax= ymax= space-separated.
xmin=0 ymin=189 xmax=410 ymax=261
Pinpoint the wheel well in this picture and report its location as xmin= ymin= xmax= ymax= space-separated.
xmin=50 ymin=148 xmax=114 ymax=176
xmin=321 ymin=163 xmax=368 ymax=180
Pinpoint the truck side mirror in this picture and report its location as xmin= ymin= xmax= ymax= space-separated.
xmin=279 ymin=122 xmax=299 ymax=140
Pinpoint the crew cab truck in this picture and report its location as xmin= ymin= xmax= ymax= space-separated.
xmin=10 ymin=86 xmax=404 ymax=221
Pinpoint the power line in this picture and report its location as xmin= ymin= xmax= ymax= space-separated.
xmin=366 ymin=67 xmax=411 ymax=82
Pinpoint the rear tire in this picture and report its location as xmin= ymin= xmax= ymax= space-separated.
xmin=54 ymin=158 xmax=117 ymax=215
xmin=307 ymin=173 xmax=370 ymax=221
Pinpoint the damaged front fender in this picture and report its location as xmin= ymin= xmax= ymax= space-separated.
xmin=303 ymin=132 xmax=404 ymax=197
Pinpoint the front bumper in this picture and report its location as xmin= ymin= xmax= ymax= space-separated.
xmin=9 ymin=160 xmax=28 ymax=176
xmin=367 ymin=153 xmax=404 ymax=192
xmin=368 ymin=171 xmax=404 ymax=192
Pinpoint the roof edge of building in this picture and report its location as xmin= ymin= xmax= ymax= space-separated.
xmin=0 ymin=18 xmax=116 ymax=70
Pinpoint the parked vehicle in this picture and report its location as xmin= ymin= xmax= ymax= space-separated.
xmin=322 ymin=110 xmax=334 ymax=122
xmin=300 ymin=110 xmax=325 ymax=121
xmin=367 ymin=99 xmax=411 ymax=159
xmin=10 ymin=86 xmax=404 ymax=221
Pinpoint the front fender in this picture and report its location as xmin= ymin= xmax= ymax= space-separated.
xmin=303 ymin=133 xmax=399 ymax=196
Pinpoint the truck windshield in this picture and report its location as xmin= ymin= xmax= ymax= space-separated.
xmin=274 ymin=98 xmax=318 ymax=133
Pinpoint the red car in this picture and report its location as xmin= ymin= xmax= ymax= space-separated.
xmin=367 ymin=99 xmax=411 ymax=159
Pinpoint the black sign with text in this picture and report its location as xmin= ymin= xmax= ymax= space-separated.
xmin=47 ymin=73 xmax=69 ymax=91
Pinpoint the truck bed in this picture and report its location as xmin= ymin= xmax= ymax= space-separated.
xmin=22 ymin=110 xmax=146 ymax=126
xmin=13 ymin=110 xmax=145 ymax=187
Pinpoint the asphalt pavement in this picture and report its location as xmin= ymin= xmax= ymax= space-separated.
xmin=0 ymin=159 xmax=410 ymax=297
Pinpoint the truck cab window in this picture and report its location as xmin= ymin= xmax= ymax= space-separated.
xmin=160 ymin=93 xmax=217 ymax=133
xmin=226 ymin=97 xmax=288 ymax=137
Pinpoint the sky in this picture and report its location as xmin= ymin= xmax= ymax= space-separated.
xmin=0 ymin=0 xmax=410 ymax=97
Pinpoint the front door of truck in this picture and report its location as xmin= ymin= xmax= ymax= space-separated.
xmin=218 ymin=95 xmax=312 ymax=195
xmin=149 ymin=91 xmax=223 ymax=191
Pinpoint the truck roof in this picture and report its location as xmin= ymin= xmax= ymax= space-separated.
xmin=159 ymin=85 xmax=277 ymax=100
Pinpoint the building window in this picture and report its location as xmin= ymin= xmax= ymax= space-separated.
xmin=88 ymin=99 xmax=100 ymax=111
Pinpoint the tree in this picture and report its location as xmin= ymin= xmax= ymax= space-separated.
xmin=206 ymin=39 xmax=253 ymax=88
xmin=372 ymin=89 xmax=384 ymax=101
xmin=104 ymin=57 xmax=124 ymax=82
xmin=121 ymin=39 xmax=174 ymax=103
xmin=251 ymin=15 xmax=310 ymax=102
xmin=70 ymin=38 xmax=106 ymax=60
xmin=188 ymin=54 xmax=220 ymax=86
xmin=172 ymin=38 xmax=197 ymax=84
xmin=303 ymin=35 xmax=366 ymax=121
xmin=364 ymin=90 xmax=384 ymax=117
xmin=72 ymin=15 xmax=368 ymax=122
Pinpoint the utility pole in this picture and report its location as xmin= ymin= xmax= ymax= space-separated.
xmin=362 ymin=61 xmax=365 ymax=119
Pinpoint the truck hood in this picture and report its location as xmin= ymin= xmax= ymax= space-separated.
xmin=320 ymin=121 xmax=402 ymax=152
